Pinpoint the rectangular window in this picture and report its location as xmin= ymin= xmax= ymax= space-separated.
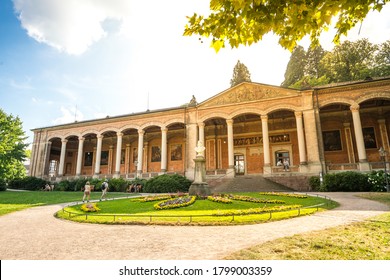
xmin=84 ymin=152 xmax=93 ymax=166
xmin=100 ymin=151 xmax=109 ymax=165
xmin=363 ymin=127 xmax=377 ymax=149
xmin=275 ymin=152 xmax=289 ymax=165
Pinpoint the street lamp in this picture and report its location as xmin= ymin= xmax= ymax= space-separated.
xmin=378 ymin=147 xmax=389 ymax=192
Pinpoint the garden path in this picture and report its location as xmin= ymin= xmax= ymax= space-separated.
xmin=0 ymin=192 xmax=388 ymax=260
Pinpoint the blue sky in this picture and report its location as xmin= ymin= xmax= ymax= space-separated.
xmin=1 ymin=0 xmax=390 ymax=147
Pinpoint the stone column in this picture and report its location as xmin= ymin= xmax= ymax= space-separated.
xmin=261 ymin=115 xmax=271 ymax=175
xmin=58 ymin=139 xmax=68 ymax=176
xmin=378 ymin=119 xmax=390 ymax=153
xmin=343 ymin=123 xmax=355 ymax=163
xmin=303 ymin=109 xmax=322 ymax=172
xmin=161 ymin=127 xmax=168 ymax=173
xmin=108 ymin=145 xmax=114 ymax=174
xmin=125 ymin=143 xmax=131 ymax=174
xmin=186 ymin=123 xmax=198 ymax=180
xmin=114 ymin=132 xmax=123 ymax=178
xmin=295 ymin=111 xmax=307 ymax=164
xmin=351 ymin=105 xmax=369 ymax=171
xmin=94 ymin=134 xmax=103 ymax=177
xmin=198 ymin=122 xmax=205 ymax=146
xmin=137 ymin=129 xmax=144 ymax=177
xmin=226 ymin=119 xmax=235 ymax=177
xmin=76 ymin=137 xmax=85 ymax=177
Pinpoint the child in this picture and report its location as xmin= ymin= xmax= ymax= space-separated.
xmin=83 ymin=181 xmax=92 ymax=202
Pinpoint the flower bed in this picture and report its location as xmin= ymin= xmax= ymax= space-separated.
xmin=230 ymin=194 xmax=285 ymax=204
xmin=212 ymin=204 xmax=303 ymax=216
xmin=259 ymin=192 xmax=308 ymax=199
xmin=207 ymin=195 xmax=232 ymax=204
xmin=154 ymin=196 xmax=196 ymax=210
xmin=81 ymin=203 xmax=100 ymax=212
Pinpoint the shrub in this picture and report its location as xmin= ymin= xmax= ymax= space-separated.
xmin=143 ymin=174 xmax=192 ymax=193
xmin=107 ymin=178 xmax=128 ymax=192
xmin=367 ymin=170 xmax=388 ymax=192
xmin=8 ymin=176 xmax=48 ymax=191
xmin=308 ymin=176 xmax=323 ymax=191
xmin=0 ymin=178 xmax=6 ymax=191
xmin=323 ymin=171 xmax=370 ymax=192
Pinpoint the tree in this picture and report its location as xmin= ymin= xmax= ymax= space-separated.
xmin=281 ymin=46 xmax=306 ymax=87
xmin=322 ymin=39 xmax=377 ymax=82
xmin=230 ymin=60 xmax=252 ymax=87
xmin=373 ymin=40 xmax=390 ymax=77
xmin=184 ymin=0 xmax=389 ymax=52
xmin=0 ymin=109 xmax=28 ymax=180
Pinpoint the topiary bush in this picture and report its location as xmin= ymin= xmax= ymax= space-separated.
xmin=143 ymin=174 xmax=192 ymax=193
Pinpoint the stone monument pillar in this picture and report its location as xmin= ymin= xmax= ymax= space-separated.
xmin=189 ymin=141 xmax=211 ymax=196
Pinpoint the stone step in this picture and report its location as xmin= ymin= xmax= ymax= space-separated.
xmin=207 ymin=175 xmax=293 ymax=193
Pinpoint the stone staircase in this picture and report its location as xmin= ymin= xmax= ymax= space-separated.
xmin=207 ymin=174 xmax=293 ymax=193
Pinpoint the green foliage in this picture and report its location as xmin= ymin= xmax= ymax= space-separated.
xmin=282 ymin=39 xmax=389 ymax=88
xmin=106 ymin=178 xmax=128 ymax=192
xmin=281 ymin=46 xmax=306 ymax=87
xmin=367 ymin=170 xmax=388 ymax=192
xmin=8 ymin=176 xmax=48 ymax=191
xmin=0 ymin=178 xmax=6 ymax=191
xmin=322 ymin=172 xmax=370 ymax=192
xmin=230 ymin=60 xmax=251 ymax=87
xmin=308 ymin=176 xmax=324 ymax=191
xmin=0 ymin=109 xmax=29 ymax=180
xmin=143 ymin=174 xmax=192 ymax=193
xmin=184 ymin=0 xmax=389 ymax=52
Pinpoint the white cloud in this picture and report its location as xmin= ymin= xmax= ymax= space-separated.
xmin=52 ymin=106 xmax=83 ymax=124
xmin=13 ymin=0 xmax=131 ymax=55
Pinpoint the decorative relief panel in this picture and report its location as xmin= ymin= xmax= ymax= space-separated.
xmin=203 ymin=85 xmax=297 ymax=107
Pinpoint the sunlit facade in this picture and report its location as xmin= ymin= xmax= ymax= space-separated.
xmin=30 ymin=78 xmax=390 ymax=189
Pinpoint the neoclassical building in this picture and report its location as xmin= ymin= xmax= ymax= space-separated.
xmin=30 ymin=77 xmax=390 ymax=189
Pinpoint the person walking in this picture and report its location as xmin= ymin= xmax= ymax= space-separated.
xmin=82 ymin=181 xmax=92 ymax=202
xmin=100 ymin=179 xmax=109 ymax=201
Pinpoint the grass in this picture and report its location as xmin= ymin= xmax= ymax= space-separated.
xmin=224 ymin=192 xmax=390 ymax=260
xmin=56 ymin=192 xmax=336 ymax=225
xmin=0 ymin=190 xmax=134 ymax=216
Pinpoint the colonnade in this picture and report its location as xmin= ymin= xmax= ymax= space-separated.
xmin=52 ymin=105 xmax=387 ymax=178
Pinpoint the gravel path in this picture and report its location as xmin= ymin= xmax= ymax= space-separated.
xmin=0 ymin=192 xmax=388 ymax=260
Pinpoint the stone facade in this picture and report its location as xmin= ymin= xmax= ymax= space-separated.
xmin=30 ymin=78 xmax=390 ymax=187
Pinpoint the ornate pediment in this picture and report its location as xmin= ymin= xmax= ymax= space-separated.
xmin=201 ymin=83 xmax=299 ymax=107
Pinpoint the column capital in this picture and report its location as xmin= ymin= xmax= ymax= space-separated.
xmin=378 ymin=119 xmax=386 ymax=124
xmin=294 ymin=111 xmax=303 ymax=118
xmin=197 ymin=122 xmax=205 ymax=127
xmin=261 ymin=115 xmax=268 ymax=121
xmin=350 ymin=105 xmax=360 ymax=112
xmin=61 ymin=139 xmax=68 ymax=144
xmin=97 ymin=134 xmax=104 ymax=140
xmin=117 ymin=132 xmax=123 ymax=137
xmin=226 ymin=119 xmax=234 ymax=125
xmin=161 ymin=127 xmax=168 ymax=133
xmin=78 ymin=137 xmax=85 ymax=142
xmin=138 ymin=129 xmax=145 ymax=135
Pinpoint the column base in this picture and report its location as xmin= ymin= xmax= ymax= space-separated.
xmin=189 ymin=182 xmax=211 ymax=196
xmin=359 ymin=162 xmax=371 ymax=171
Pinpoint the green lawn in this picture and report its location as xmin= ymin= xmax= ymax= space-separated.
xmin=57 ymin=192 xmax=336 ymax=225
xmin=0 ymin=191 xmax=133 ymax=216
xmin=224 ymin=193 xmax=390 ymax=260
